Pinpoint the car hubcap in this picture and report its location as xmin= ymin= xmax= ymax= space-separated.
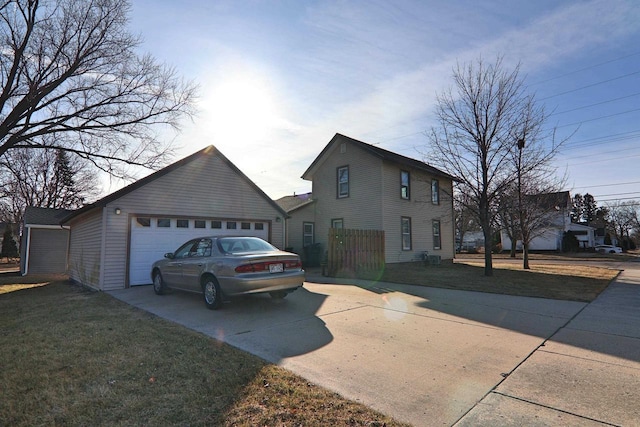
xmin=205 ymin=282 xmax=216 ymax=304
xmin=154 ymin=276 xmax=160 ymax=290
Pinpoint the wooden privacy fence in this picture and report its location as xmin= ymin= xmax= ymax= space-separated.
xmin=327 ymin=228 xmax=385 ymax=276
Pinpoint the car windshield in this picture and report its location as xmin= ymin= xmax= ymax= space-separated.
xmin=217 ymin=237 xmax=276 ymax=254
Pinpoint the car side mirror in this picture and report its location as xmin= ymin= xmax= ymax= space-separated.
xmin=164 ymin=252 xmax=175 ymax=259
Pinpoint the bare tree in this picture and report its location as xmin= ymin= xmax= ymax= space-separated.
xmin=428 ymin=56 xmax=550 ymax=276
xmin=606 ymin=201 xmax=639 ymax=250
xmin=0 ymin=0 xmax=196 ymax=177
xmin=0 ymin=145 xmax=101 ymax=226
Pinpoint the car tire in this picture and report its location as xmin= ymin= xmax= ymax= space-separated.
xmin=202 ymin=276 xmax=222 ymax=310
xmin=153 ymin=271 xmax=165 ymax=295
xmin=269 ymin=291 xmax=288 ymax=299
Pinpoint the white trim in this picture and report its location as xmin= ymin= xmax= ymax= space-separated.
xmin=22 ymin=226 xmax=31 ymax=276
xmin=99 ymin=207 xmax=107 ymax=289
xmin=23 ymin=224 xmax=70 ymax=230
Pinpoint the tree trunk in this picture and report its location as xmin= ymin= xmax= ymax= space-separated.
xmin=523 ymin=244 xmax=530 ymax=269
xmin=483 ymin=226 xmax=493 ymax=276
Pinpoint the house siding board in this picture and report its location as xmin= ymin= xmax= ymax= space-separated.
xmin=93 ymin=153 xmax=283 ymax=291
xmin=27 ymin=228 xmax=69 ymax=274
xmin=381 ymin=162 xmax=455 ymax=262
xmin=285 ymin=203 xmax=316 ymax=255
xmin=311 ymin=141 xmax=384 ymax=254
xmin=68 ymin=210 xmax=103 ymax=289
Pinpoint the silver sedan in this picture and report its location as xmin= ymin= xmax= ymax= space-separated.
xmin=151 ymin=236 xmax=305 ymax=309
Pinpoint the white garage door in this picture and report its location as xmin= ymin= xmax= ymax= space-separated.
xmin=129 ymin=217 xmax=269 ymax=285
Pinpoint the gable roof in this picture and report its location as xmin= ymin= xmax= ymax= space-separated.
xmin=302 ymin=133 xmax=459 ymax=181
xmin=525 ymin=191 xmax=571 ymax=210
xmin=24 ymin=207 xmax=74 ymax=226
xmin=61 ymin=145 xmax=288 ymax=224
xmin=275 ymin=192 xmax=315 ymax=213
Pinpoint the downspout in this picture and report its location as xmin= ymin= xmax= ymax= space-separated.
xmin=99 ymin=207 xmax=108 ymax=290
xmin=22 ymin=226 xmax=31 ymax=276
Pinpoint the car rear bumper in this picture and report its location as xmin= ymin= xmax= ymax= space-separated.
xmin=218 ymin=270 xmax=305 ymax=296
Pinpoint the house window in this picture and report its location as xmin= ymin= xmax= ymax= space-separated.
xmin=401 ymin=217 xmax=412 ymax=250
xmin=337 ymin=166 xmax=349 ymax=198
xmin=157 ymin=218 xmax=170 ymax=228
xmin=241 ymin=222 xmax=251 ymax=230
xmin=136 ymin=217 xmax=150 ymax=227
xmin=331 ymin=218 xmax=344 ymax=229
xmin=255 ymin=223 xmax=264 ymax=230
xmin=401 ymin=170 xmax=410 ymax=200
xmin=303 ymin=222 xmax=315 ymax=246
xmin=211 ymin=220 xmax=222 ymax=229
xmin=176 ymin=219 xmax=189 ymax=228
xmin=194 ymin=220 xmax=206 ymax=229
xmin=431 ymin=179 xmax=440 ymax=204
xmin=227 ymin=221 xmax=237 ymax=230
xmin=433 ymin=220 xmax=441 ymax=250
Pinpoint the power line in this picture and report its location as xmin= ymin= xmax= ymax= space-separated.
xmin=528 ymin=51 xmax=640 ymax=86
xmin=538 ymin=70 xmax=640 ymax=101
xmin=572 ymin=180 xmax=640 ymax=189
xmin=553 ymin=107 xmax=640 ymax=129
xmin=548 ymin=92 xmax=640 ymax=117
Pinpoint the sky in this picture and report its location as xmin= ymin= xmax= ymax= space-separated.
xmin=122 ymin=0 xmax=640 ymax=205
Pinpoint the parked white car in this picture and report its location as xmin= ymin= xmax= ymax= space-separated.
xmin=595 ymin=245 xmax=623 ymax=254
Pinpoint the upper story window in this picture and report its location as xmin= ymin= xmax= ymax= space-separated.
xmin=337 ymin=165 xmax=349 ymax=198
xmin=401 ymin=170 xmax=410 ymax=200
xmin=431 ymin=179 xmax=440 ymax=204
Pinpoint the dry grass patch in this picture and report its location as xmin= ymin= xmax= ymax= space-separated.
xmin=0 ymin=277 xmax=407 ymax=426
xmin=375 ymin=261 xmax=619 ymax=302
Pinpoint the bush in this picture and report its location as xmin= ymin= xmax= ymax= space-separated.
xmin=562 ymin=231 xmax=579 ymax=253
xmin=1 ymin=227 xmax=19 ymax=259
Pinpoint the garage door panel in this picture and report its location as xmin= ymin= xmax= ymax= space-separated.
xmin=129 ymin=217 xmax=269 ymax=286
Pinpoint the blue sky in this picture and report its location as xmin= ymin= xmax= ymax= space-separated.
xmin=126 ymin=0 xmax=640 ymax=204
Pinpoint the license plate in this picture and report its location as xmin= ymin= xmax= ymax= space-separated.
xmin=269 ymin=263 xmax=283 ymax=273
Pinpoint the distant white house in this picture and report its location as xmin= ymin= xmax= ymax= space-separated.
xmin=501 ymin=191 xmax=596 ymax=251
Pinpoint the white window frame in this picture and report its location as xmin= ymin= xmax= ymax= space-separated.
xmin=303 ymin=222 xmax=315 ymax=246
xmin=401 ymin=217 xmax=412 ymax=251
xmin=337 ymin=165 xmax=349 ymax=198
xmin=433 ymin=220 xmax=441 ymax=250
xmin=431 ymin=179 xmax=440 ymax=205
xmin=401 ymin=170 xmax=410 ymax=200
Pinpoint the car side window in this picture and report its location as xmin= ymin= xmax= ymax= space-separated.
xmin=194 ymin=239 xmax=212 ymax=257
xmin=174 ymin=240 xmax=197 ymax=258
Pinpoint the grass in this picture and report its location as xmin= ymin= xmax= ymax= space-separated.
xmin=375 ymin=260 xmax=620 ymax=302
xmin=0 ymin=273 xmax=408 ymax=427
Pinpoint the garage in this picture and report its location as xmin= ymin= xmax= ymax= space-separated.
xmin=128 ymin=216 xmax=270 ymax=285
xmin=62 ymin=145 xmax=288 ymax=291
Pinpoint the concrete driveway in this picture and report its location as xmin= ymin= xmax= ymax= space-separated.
xmin=109 ymin=261 xmax=640 ymax=426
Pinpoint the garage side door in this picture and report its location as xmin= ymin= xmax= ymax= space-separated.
xmin=129 ymin=217 xmax=269 ymax=286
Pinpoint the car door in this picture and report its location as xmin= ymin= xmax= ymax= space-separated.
xmin=180 ymin=238 xmax=213 ymax=291
xmin=164 ymin=239 xmax=197 ymax=286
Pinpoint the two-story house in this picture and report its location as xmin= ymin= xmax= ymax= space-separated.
xmin=500 ymin=191 xmax=596 ymax=251
xmin=280 ymin=133 xmax=457 ymax=264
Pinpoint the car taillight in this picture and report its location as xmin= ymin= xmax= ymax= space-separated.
xmin=235 ymin=259 xmax=301 ymax=273
xmin=284 ymin=260 xmax=301 ymax=269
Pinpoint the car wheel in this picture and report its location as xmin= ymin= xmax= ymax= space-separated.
xmin=153 ymin=271 xmax=165 ymax=295
xmin=609 ymin=250 xmax=616 ymax=254
xmin=270 ymin=291 xmax=288 ymax=299
xmin=202 ymin=276 xmax=222 ymax=310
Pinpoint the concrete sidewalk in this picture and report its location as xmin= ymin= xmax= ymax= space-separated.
xmin=456 ymin=266 xmax=640 ymax=426
xmin=109 ymin=263 xmax=640 ymax=426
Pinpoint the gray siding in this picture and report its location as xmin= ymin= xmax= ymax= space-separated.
xmin=381 ymin=163 xmax=455 ymax=262
xmin=68 ymin=210 xmax=103 ymax=289
xmin=284 ymin=202 xmax=317 ymax=258
xmin=26 ymin=228 xmax=69 ymax=274
xmin=311 ymin=142 xmax=384 ymax=254
xmin=96 ymin=153 xmax=284 ymax=290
